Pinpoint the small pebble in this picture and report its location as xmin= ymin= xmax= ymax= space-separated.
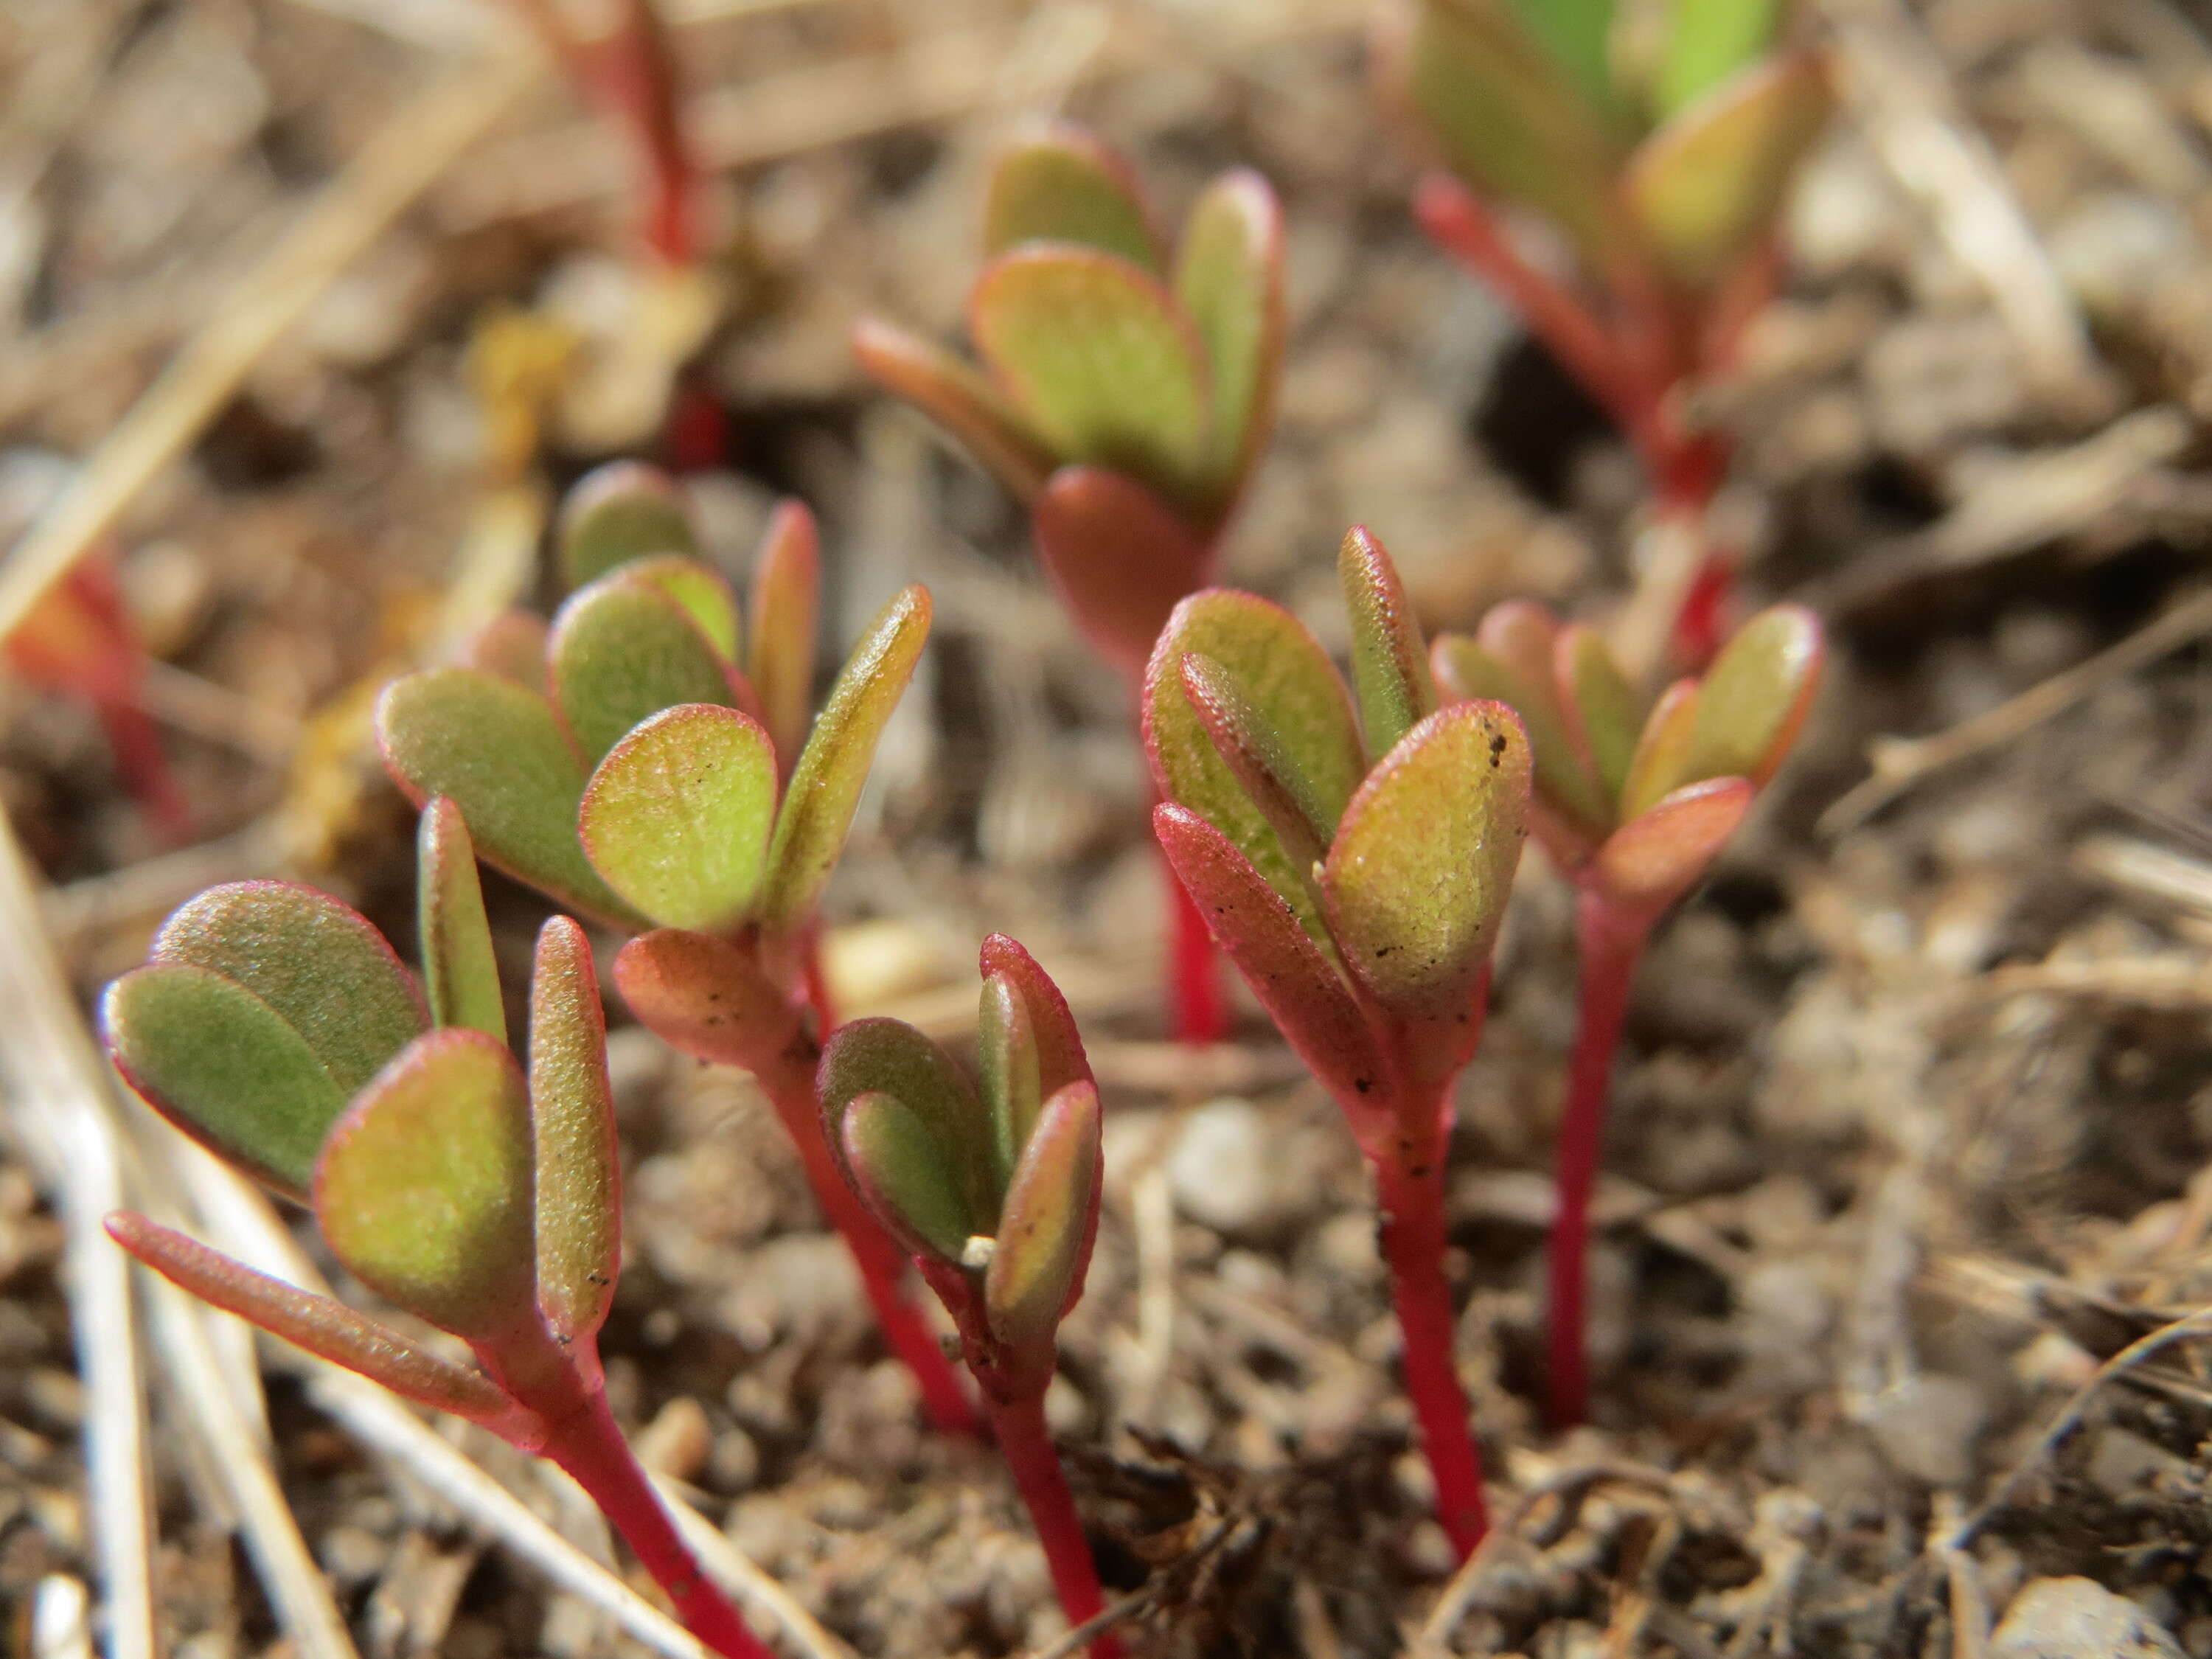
xmin=1991 ymin=1576 xmax=2184 ymax=1658
xmin=1865 ymin=1372 xmax=1986 ymax=1485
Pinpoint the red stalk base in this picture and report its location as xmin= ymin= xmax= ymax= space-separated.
xmin=984 ymin=1391 xmax=1119 ymax=1659
xmin=1374 ymin=1153 xmax=1487 ymax=1559
xmin=1165 ymin=852 xmax=1228 ymax=1045
xmin=1545 ymin=893 xmax=1649 ymax=1432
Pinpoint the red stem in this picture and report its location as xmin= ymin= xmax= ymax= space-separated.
xmin=801 ymin=931 xmax=839 ymax=1036
xmin=1546 ymin=891 xmax=1649 ymax=1431
xmin=543 ymin=1385 xmax=771 ymax=1659
xmin=983 ymin=1391 xmax=1119 ymax=1659
xmin=1165 ymin=849 xmax=1228 ymax=1045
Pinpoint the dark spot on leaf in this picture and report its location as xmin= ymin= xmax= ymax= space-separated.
xmin=1354 ymin=1077 xmax=1372 ymax=1094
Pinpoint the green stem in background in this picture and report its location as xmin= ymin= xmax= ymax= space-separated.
xmin=981 ymin=1390 xmax=1121 ymax=1659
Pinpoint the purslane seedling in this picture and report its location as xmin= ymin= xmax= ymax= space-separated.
xmin=821 ymin=937 xmax=1115 ymax=1655
xmin=102 ymin=802 xmax=771 ymax=1659
xmin=1380 ymin=0 xmax=1834 ymax=664
xmin=1433 ymin=602 xmax=1821 ymax=1428
xmin=855 ymin=122 xmax=1286 ymax=1044
xmin=375 ymin=462 xmax=979 ymax=1436
xmin=1146 ymin=526 xmax=1531 ymax=1559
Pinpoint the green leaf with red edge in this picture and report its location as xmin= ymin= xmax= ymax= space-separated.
xmin=1508 ymin=0 xmax=1620 ymax=115
xmin=462 ymin=610 xmax=549 ymax=692
xmin=1556 ymin=625 xmax=1640 ymax=801
xmin=549 ymin=574 xmax=740 ymax=765
xmin=1321 ymin=702 xmax=1531 ymax=1023
xmin=977 ymin=933 xmax=1091 ymax=1101
xmin=1152 ymin=804 xmax=1385 ymax=1115
xmin=748 ymin=502 xmax=820 ymax=774
xmin=1032 ymin=466 xmax=1215 ymax=680
xmin=1339 ymin=526 xmax=1437 ymax=763
xmin=984 ymin=1079 xmax=1101 ymax=1352
xmin=618 ymin=554 xmax=742 ymax=663
xmin=557 ymin=461 xmax=698 ymax=591
xmin=852 ymin=319 xmax=1058 ymax=504
xmin=316 ymin=1029 xmax=537 ymax=1343
xmin=838 ymin=1091 xmax=976 ymax=1264
xmin=757 ymin=586 xmax=931 ymax=936
xmin=818 ymin=1017 xmax=997 ymax=1228
xmin=1658 ymin=0 xmax=1784 ymax=115
xmin=152 ymin=883 xmax=426 ymax=1097
xmin=1618 ymin=677 xmax=1700 ymax=818
xmin=978 ymin=973 xmax=1041 ymax=1194
xmin=418 ymin=799 xmax=506 ymax=1044
xmin=105 ymin=1212 xmax=527 ymax=1434
xmin=1434 ymin=605 xmax=1612 ymax=836
xmin=526 ymin=918 xmax=618 ymax=1346
xmin=1175 ymin=169 xmax=1284 ymax=496
xmin=104 ymin=965 xmax=349 ymax=1199
xmin=1625 ymin=50 xmax=1834 ymax=292
xmin=611 ymin=928 xmax=799 ymax=1069
xmin=1679 ymin=603 xmax=1822 ymax=787
xmin=378 ymin=669 xmax=640 ymax=927
xmin=578 ymin=704 xmax=776 ymax=934
xmin=1594 ymin=776 xmax=1753 ymax=917
xmin=984 ymin=125 xmax=1161 ymax=272
xmin=1144 ymin=591 xmax=1364 ymax=942
xmin=970 ymin=248 xmax=1211 ymax=504
xmin=1178 ymin=653 xmax=1333 ymax=878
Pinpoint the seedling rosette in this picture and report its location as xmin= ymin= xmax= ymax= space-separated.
xmin=1146 ymin=526 xmax=1531 ymax=1559
xmin=375 ymin=461 xmax=979 ymax=1435
xmin=821 ymin=937 xmax=1115 ymax=1655
xmin=1433 ymin=601 xmax=1821 ymax=1427
xmin=102 ymin=803 xmax=770 ymax=1659
xmin=854 ymin=122 xmax=1286 ymax=1043
xmin=1379 ymin=0 xmax=1834 ymax=661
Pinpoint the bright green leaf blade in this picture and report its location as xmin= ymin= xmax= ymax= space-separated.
xmin=1321 ymin=702 xmax=1531 ymax=1023
xmin=748 ymin=502 xmax=820 ymax=775
xmin=378 ymin=669 xmax=641 ymax=928
xmin=1032 ymin=465 xmax=1215 ymax=679
xmin=316 ymin=1029 xmax=537 ymax=1343
xmin=418 ymin=799 xmax=507 ymax=1044
xmin=526 ymin=917 xmax=618 ymax=1346
xmin=758 ymin=586 xmax=931 ymax=935
xmin=852 ymin=319 xmax=1057 ymax=504
xmin=104 ymin=966 xmax=349 ymax=1199
xmin=1680 ymin=603 xmax=1823 ymax=787
xmin=578 ymin=704 xmax=777 ymax=934
xmin=1625 ymin=50 xmax=1834 ymax=292
xmin=1434 ymin=604 xmax=1613 ymax=836
xmin=619 ymin=553 xmax=742 ymax=662
xmin=1144 ymin=591 xmax=1365 ymax=943
xmin=984 ymin=125 xmax=1162 ymax=271
xmin=611 ymin=929 xmax=800 ymax=1069
xmin=1595 ymin=776 xmax=1752 ymax=917
xmin=976 ymin=934 xmax=1091 ymax=1105
xmin=838 ymin=1091 xmax=976 ymax=1265
xmin=557 ymin=461 xmax=698 ymax=591
xmin=1658 ymin=0 xmax=1783 ymax=114
xmin=1174 ymin=168 xmax=1284 ymax=498
xmin=1556 ymin=625 xmax=1641 ymax=801
xmin=1339 ymin=526 xmax=1438 ymax=763
xmin=549 ymin=574 xmax=739 ymax=765
xmin=1618 ymin=677 xmax=1701 ymax=819
xmin=978 ymin=974 xmax=1041 ymax=1195
xmin=817 ymin=1017 xmax=995 ymax=1228
xmin=153 ymin=882 xmax=426 ymax=1098
xmin=1178 ymin=653 xmax=1333 ymax=877
xmin=970 ymin=248 xmax=1211 ymax=505
xmin=1509 ymin=0 xmax=1619 ymax=114
xmin=984 ymin=1080 xmax=1101 ymax=1352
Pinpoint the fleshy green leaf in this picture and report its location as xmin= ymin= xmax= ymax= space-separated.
xmin=970 ymin=248 xmax=1211 ymax=504
xmin=818 ymin=1018 xmax=995 ymax=1227
xmin=152 ymin=883 xmax=425 ymax=1097
xmin=1625 ymin=49 xmax=1834 ymax=292
xmin=418 ymin=799 xmax=506 ymax=1044
xmin=1339 ymin=526 xmax=1437 ymax=763
xmin=578 ymin=705 xmax=776 ymax=934
xmin=1174 ymin=169 xmax=1284 ymax=496
xmin=1144 ymin=591 xmax=1364 ymax=942
xmin=1595 ymin=776 xmax=1753 ymax=917
xmin=984 ymin=1080 xmax=1101 ymax=1352
xmin=316 ymin=1029 xmax=537 ymax=1343
xmin=549 ymin=574 xmax=739 ymax=765
xmin=1658 ymin=0 xmax=1784 ymax=115
xmin=611 ymin=928 xmax=799 ymax=1069
xmin=748 ymin=502 xmax=820 ymax=775
xmin=1435 ymin=605 xmax=1612 ymax=836
xmin=852 ymin=318 xmax=1057 ymax=503
xmin=838 ymin=1091 xmax=976 ymax=1264
xmin=1556 ymin=625 xmax=1640 ymax=802
xmin=1032 ymin=466 xmax=1216 ymax=679
xmin=1509 ymin=0 xmax=1619 ymax=116
xmin=378 ymin=669 xmax=640 ymax=927
xmin=527 ymin=918 xmax=618 ymax=1346
xmin=976 ymin=934 xmax=1091 ymax=1104
xmin=557 ymin=461 xmax=698 ymax=591
xmin=1618 ymin=678 xmax=1701 ymax=819
xmin=1321 ymin=702 xmax=1531 ymax=1023
xmin=1178 ymin=653 xmax=1334 ymax=878
xmin=984 ymin=125 xmax=1161 ymax=271
xmin=978 ymin=974 xmax=1041 ymax=1194
xmin=757 ymin=586 xmax=931 ymax=935
xmin=105 ymin=965 xmax=349 ymax=1199
xmin=1680 ymin=604 xmax=1823 ymax=787
xmin=619 ymin=554 xmax=742 ymax=663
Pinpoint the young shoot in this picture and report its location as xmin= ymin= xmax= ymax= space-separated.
xmin=1146 ymin=526 xmax=1531 ymax=1559
xmin=1433 ymin=601 xmax=1823 ymax=1428
xmin=102 ymin=802 xmax=770 ymax=1659
xmin=820 ymin=936 xmax=1114 ymax=1655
